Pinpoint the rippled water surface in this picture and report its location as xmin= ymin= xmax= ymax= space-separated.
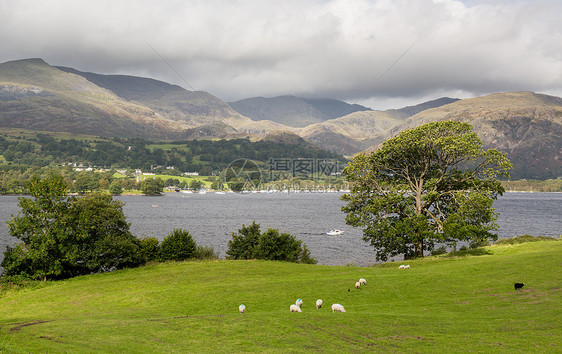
xmin=1 ymin=192 xmax=560 ymax=266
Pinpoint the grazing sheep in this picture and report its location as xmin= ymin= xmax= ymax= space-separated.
xmin=290 ymin=304 xmax=302 ymax=312
xmin=355 ymin=281 xmax=361 ymax=289
xmin=296 ymin=298 xmax=303 ymax=307
xmin=239 ymin=304 xmax=245 ymax=314
xmin=331 ymin=304 xmax=346 ymax=313
xmin=359 ymin=278 xmax=367 ymax=285
xmin=316 ymin=299 xmax=323 ymax=309
xmin=399 ymin=265 xmax=405 ymax=269
xmin=514 ymin=282 xmax=525 ymax=290
xmin=403 ymin=265 xmax=410 ymax=269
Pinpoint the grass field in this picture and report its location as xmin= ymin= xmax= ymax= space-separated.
xmin=0 ymin=240 xmax=560 ymax=352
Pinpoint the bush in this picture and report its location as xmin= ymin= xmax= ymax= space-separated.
xmin=469 ymin=239 xmax=490 ymax=249
xmin=159 ymin=229 xmax=196 ymax=261
xmin=226 ymin=222 xmax=316 ymax=264
xmin=494 ymin=235 xmax=558 ymax=245
xmin=139 ymin=237 xmax=160 ymax=262
xmin=431 ymin=245 xmax=448 ymax=256
xmin=193 ymin=245 xmax=219 ymax=260
xmin=226 ymin=221 xmax=261 ymax=260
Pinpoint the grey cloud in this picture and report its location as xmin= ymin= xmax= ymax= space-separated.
xmin=1 ymin=0 xmax=560 ymax=109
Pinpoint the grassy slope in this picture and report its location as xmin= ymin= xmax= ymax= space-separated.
xmin=0 ymin=240 xmax=560 ymax=352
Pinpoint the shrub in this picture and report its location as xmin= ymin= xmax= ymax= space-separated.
xmin=139 ymin=237 xmax=160 ymax=262
xmin=494 ymin=235 xmax=558 ymax=245
xmin=470 ymin=239 xmax=490 ymax=249
xmin=226 ymin=221 xmax=261 ymax=260
xmin=193 ymin=245 xmax=219 ymax=260
xmin=226 ymin=222 xmax=316 ymax=264
xmin=159 ymin=229 xmax=196 ymax=261
xmin=431 ymin=245 xmax=448 ymax=256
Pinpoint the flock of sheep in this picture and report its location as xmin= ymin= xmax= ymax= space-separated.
xmin=238 ymin=278 xmax=367 ymax=314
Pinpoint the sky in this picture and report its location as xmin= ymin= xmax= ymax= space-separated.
xmin=1 ymin=0 xmax=561 ymax=110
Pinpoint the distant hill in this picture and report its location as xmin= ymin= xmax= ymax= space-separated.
xmin=391 ymin=97 xmax=460 ymax=117
xmin=228 ymin=95 xmax=372 ymax=127
xmin=0 ymin=58 xmax=185 ymax=139
xmin=56 ymin=66 xmax=246 ymax=128
xmin=367 ymin=92 xmax=562 ymax=179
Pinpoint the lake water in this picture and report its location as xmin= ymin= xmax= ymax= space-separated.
xmin=0 ymin=192 xmax=560 ymax=266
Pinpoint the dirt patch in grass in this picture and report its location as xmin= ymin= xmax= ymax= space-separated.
xmin=9 ymin=320 xmax=51 ymax=333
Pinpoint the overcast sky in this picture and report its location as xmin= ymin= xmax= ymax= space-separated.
xmin=1 ymin=0 xmax=561 ymax=109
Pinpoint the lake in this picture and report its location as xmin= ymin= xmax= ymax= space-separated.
xmin=0 ymin=192 xmax=560 ymax=266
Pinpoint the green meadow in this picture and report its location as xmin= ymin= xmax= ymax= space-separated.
xmin=1 ymin=240 xmax=560 ymax=352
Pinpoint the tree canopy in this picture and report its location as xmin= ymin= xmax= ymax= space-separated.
xmin=341 ymin=121 xmax=512 ymax=261
xmin=226 ymin=221 xmax=316 ymax=264
xmin=1 ymin=174 xmax=143 ymax=280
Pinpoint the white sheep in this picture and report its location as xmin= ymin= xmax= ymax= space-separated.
xmin=404 ymin=265 xmax=410 ymax=269
xmin=399 ymin=265 xmax=405 ymax=269
xmin=316 ymin=299 xmax=323 ymax=309
xmin=359 ymin=278 xmax=367 ymax=285
xmin=295 ymin=298 xmax=303 ymax=307
xmin=290 ymin=304 xmax=302 ymax=312
xmin=331 ymin=304 xmax=346 ymax=313
xmin=355 ymin=281 xmax=361 ymax=289
xmin=239 ymin=304 xmax=245 ymax=314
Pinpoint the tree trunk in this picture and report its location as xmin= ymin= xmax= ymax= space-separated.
xmin=414 ymin=239 xmax=424 ymax=258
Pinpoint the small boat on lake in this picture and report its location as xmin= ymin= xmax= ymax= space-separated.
xmin=326 ymin=229 xmax=344 ymax=236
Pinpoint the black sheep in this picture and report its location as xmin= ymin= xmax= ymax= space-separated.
xmin=514 ymin=282 xmax=525 ymax=290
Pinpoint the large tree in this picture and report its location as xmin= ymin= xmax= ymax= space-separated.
xmin=341 ymin=121 xmax=512 ymax=261
xmin=2 ymin=174 xmax=143 ymax=280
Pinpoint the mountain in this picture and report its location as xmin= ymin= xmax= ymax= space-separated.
xmin=0 ymin=58 xmax=186 ymax=139
xmin=228 ymin=95 xmax=372 ymax=128
xmin=56 ymin=66 xmax=246 ymax=128
xmin=367 ymin=92 xmax=562 ymax=179
xmin=391 ymin=97 xmax=460 ymax=117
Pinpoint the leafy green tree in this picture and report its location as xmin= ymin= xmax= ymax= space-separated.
xmin=108 ymin=181 xmax=123 ymax=195
xmin=226 ymin=222 xmax=316 ymax=264
xmin=189 ymin=179 xmax=203 ymax=190
xmin=226 ymin=221 xmax=261 ymax=259
xmin=63 ymin=193 xmax=142 ymax=275
xmin=141 ymin=178 xmax=163 ymax=195
xmin=342 ymin=121 xmax=512 ymax=261
xmin=1 ymin=175 xmax=143 ymax=280
xmin=159 ymin=229 xmax=196 ymax=261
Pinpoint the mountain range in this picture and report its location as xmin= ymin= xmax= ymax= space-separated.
xmin=0 ymin=58 xmax=560 ymax=179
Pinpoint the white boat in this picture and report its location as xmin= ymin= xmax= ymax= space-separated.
xmin=326 ymin=229 xmax=344 ymax=236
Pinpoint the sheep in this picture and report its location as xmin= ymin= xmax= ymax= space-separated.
xmin=514 ymin=282 xmax=525 ymax=290
xmin=316 ymin=299 xmax=323 ymax=309
xmin=239 ymin=304 xmax=245 ymax=314
xmin=355 ymin=281 xmax=361 ymax=289
xmin=403 ymin=265 xmax=410 ymax=269
xmin=295 ymin=298 xmax=303 ymax=307
xmin=290 ymin=304 xmax=302 ymax=312
xmin=399 ymin=265 xmax=405 ymax=269
xmin=359 ymin=278 xmax=367 ymax=285
xmin=331 ymin=304 xmax=346 ymax=313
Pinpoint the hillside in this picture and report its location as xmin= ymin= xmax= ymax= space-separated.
xmin=1 ymin=240 xmax=560 ymax=352
xmin=368 ymin=92 xmax=562 ymax=179
xmin=0 ymin=59 xmax=201 ymax=138
xmin=56 ymin=66 xmax=247 ymax=128
xmin=299 ymin=110 xmax=408 ymax=155
xmin=229 ymin=95 xmax=371 ymax=128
